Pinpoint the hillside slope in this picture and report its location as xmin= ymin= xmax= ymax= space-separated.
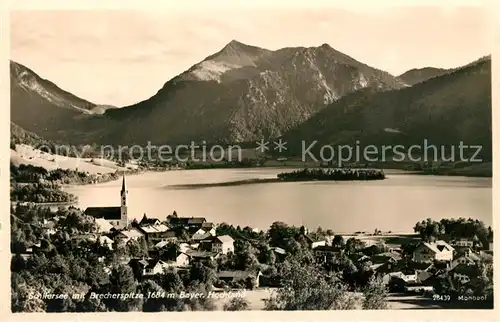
xmin=10 ymin=61 xmax=116 ymax=142
xmin=283 ymin=57 xmax=492 ymax=162
xmin=99 ymin=41 xmax=405 ymax=144
xmin=397 ymin=67 xmax=450 ymax=86
xmin=11 ymin=41 xmax=405 ymax=145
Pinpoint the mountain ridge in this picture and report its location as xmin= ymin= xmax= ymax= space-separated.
xmin=282 ymin=56 xmax=492 ymax=161
xmin=10 ymin=42 xmax=491 ymax=150
xmin=90 ymin=40 xmax=407 ymax=145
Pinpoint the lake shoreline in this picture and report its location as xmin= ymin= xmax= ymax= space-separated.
xmin=166 ymin=176 xmax=390 ymax=190
xmin=60 ymin=163 xmax=491 ymax=189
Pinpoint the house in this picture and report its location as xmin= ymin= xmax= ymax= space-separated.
xmin=412 ymin=240 xmax=454 ymax=263
xmin=169 ymin=216 xmax=207 ymax=229
xmin=139 ymin=214 xmax=161 ymax=226
xmin=200 ymin=235 xmax=234 ymax=254
xmin=99 ymin=236 xmax=114 ymax=250
xmin=186 ymin=250 xmax=219 ymax=262
xmin=84 ymin=175 xmax=129 ymax=229
xmin=201 ymin=222 xmax=216 ymax=231
xmin=452 ymin=251 xmax=481 ymax=268
xmin=487 ymin=236 xmax=493 ymax=251
xmin=128 ymin=258 xmax=150 ymax=279
xmin=296 ymin=227 xmax=327 ymax=249
xmin=95 ymin=218 xmax=114 ymax=233
xmin=452 ymin=238 xmax=474 ymax=248
xmin=192 ymin=226 xmax=217 ymax=238
xmin=187 ymin=217 xmax=207 ymax=229
xmin=371 ymin=251 xmax=402 ymax=264
xmin=271 ymin=247 xmax=286 ymax=256
xmin=163 ymin=252 xmax=190 ymax=268
xmin=451 ymin=264 xmax=476 ymax=284
xmin=154 ymin=240 xmax=171 ymax=249
xmin=115 ymin=228 xmax=145 ymax=244
xmin=382 ymin=271 xmax=423 ymax=286
xmin=217 ymin=270 xmax=262 ymax=288
xmin=192 ymin=232 xmax=212 ymax=242
xmin=136 ymin=224 xmax=171 ymax=241
xmin=179 ymin=243 xmax=191 ymax=253
xmin=313 ymin=245 xmax=343 ymax=263
xmin=387 ymin=270 xmax=435 ymax=293
xmin=309 ymin=239 xmax=327 ymax=249
xmin=143 ymin=259 xmax=169 ymax=276
xmin=40 ymin=220 xmax=56 ymax=237
xmin=210 ymin=235 xmax=234 ymax=254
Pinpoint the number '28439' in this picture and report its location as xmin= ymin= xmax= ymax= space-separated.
xmin=433 ymin=294 xmax=451 ymax=301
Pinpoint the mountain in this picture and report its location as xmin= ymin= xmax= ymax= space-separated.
xmin=283 ymin=56 xmax=492 ymax=161
xmin=10 ymin=122 xmax=49 ymax=149
xmin=11 ymin=41 xmax=405 ymax=145
xmin=397 ymin=55 xmax=491 ymax=86
xmin=398 ymin=67 xmax=450 ymax=86
xmin=10 ymin=61 xmax=116 ymax=141
xmin=97 ymin=41 xmax=406 ymax=145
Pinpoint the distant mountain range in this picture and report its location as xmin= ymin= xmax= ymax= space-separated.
xmin=283 ymin=57 xmax=492 ymax=161
xmin=397 ymin=67 xmax=450 ymax=86
xmin=10 ymin=40 xmax=491 ymax=160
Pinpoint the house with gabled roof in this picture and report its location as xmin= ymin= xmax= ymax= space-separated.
xmin=139 ymin=214 xmax=161 ymax=226
xmin=412 ymin=240 xmax=454 ymax=263
xmin=452 ymin=238 xmax=474 ymax=248
xmin=204 ymin=235 xmax=234 ymax=254
xmin=217 ymin=270 xmax=262 ymax=288
xmin=143 ymin=258 xmax=169 ymax=276
xmin=95 ymin=218 xmax=114 ymax=233
xmin=186 ymin=250 xmax=220 ymax=263
xmin=192 ymin=231 xmax=212 ymax=242
xmin=116 ymin=227 xmax=145 ymax=244
xmin=163 ymin=252 xmax=190 ymax=268
xmin=98 ymin=235 xmax=114 ymax=250
xmin=313 ymin=245 xmax=343 ymax=263
xmin=168 ymin=216 xmax=207 ymax=229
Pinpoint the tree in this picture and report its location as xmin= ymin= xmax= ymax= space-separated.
xmin=77 ymin=292 xmax=107 ymax=312
xmin=162 ymin=242 xmax=180 ymax=261
xmin=102 ymin=264 xmax=142 ymax=312
xmin=189 ymin=262 xmax=217 ymax=286
xmin=223 ymin=297 xmax=250 ymax=311
xmin=264 ymin=258 xmax=358 ymax=310
xmin=156 ymin=269 xmax=184 ymax=311
xmin=332 ymin=235 xmax=345 ymax=248
xmin=11 ymin=254 xmax=27 ymax=272
xmin=126 ymin=239 xmax=146 ymax=258
xmin=11 ymin=283 xmax=46 ymax=312
xmin=258 ymin=246 xmax=276 ymax=265
xmin=268 ymin=222 xmax=299 ymax=249
xmin=141 ymin=280 xmax=167 ymax=312
xmin=345 ymin=238 xmax=365 ymax=254
xmin=362 ymin=276 xmax=388 ymax=309
xmin=474 ymin=262 xmax=493 ymax=298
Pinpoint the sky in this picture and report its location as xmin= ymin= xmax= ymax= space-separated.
xmin=10 ymin=5 xmax=493 ymax=106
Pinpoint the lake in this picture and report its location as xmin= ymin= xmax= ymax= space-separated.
xmin=64 ymin=168 xmax=492 ymax=233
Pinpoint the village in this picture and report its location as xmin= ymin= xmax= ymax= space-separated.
xmin=11 ymin=178 xmax=493 ymax=311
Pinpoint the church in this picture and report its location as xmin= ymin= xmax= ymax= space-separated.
xmin=84 ymin=175 xmax=129 ymax=230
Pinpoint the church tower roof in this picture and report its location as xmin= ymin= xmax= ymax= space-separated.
xmin=121 ymin=174 xmax=126 ymax=193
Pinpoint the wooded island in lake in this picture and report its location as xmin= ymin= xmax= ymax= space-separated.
xmin=277 ymin=168 xmax=386 ymax=181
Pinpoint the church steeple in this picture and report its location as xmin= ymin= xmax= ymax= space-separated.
xmin=121 ymin=174 xmax=126 ymax=194
xmin=119 ymin=174 xmax=128 ymax=229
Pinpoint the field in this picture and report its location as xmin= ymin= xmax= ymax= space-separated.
xmin=339 ymin=232 xmax=420 ymax=248
xmin=10 ymin=144 xmax=136 ymax=174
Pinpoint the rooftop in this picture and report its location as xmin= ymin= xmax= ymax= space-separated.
xmin=85 ymin=207 xmax=121 ymax=220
